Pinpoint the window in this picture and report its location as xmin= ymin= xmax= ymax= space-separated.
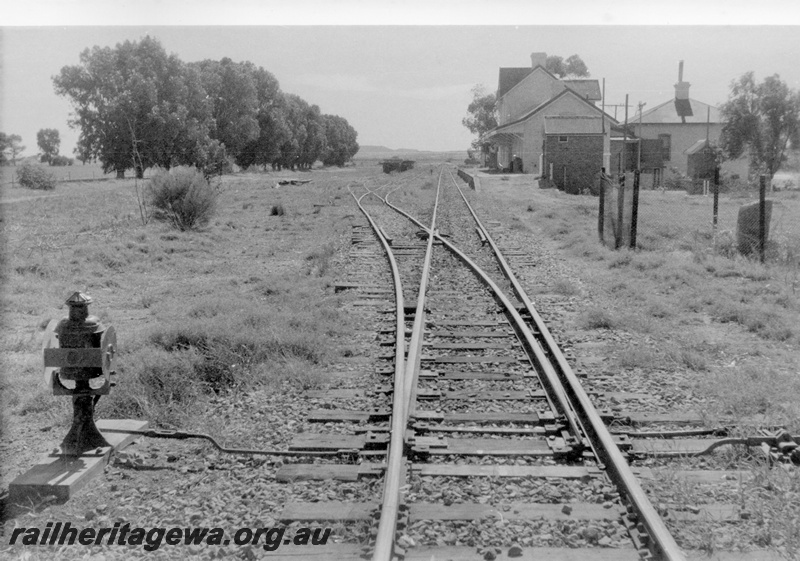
xmin=658 ymin=134 xmax=671 ymax=161
xmin=558 ymin=136 xmax=568 ymax=143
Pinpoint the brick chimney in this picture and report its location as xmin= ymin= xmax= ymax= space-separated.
xmin=675 ymin=60 xmax=691 ymax=100
xmin=530 ymin=52 xmax=547 ymax=69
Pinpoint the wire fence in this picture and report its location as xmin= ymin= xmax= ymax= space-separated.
xmin=598 ymin=171 xmax=800 ymax=265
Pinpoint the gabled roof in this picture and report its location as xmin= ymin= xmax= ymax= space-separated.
xmin=544 ymin=116 xmax=604 ymax=135
xmin=497 ymin=64 xmax=561 ymax=99
xmin=492 ymin=88 xmax=617 ymax=134
xmin=562 ymin=80 xmax=602 ymax=101
xmin=497 ymin=67 xmax=534 ymax=99
xmin=636 ymin=98 xmax=720 ymax=124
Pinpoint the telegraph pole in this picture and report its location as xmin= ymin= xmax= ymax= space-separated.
xmin=637 ymin=101 xmax=646 ymax=170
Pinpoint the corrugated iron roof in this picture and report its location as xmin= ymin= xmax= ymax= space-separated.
xmin=563 ymin=80 xmax=602 ymax=100
xmin=685 ymin=139 xmax=711 ymax=155
xmin=544 ymin=116 xmax=604 ymax=135
xmin=484 ymin=89 xmax=617 ymax=142
xmin=497 ymin=64 xmax=563 ymax=100
xmin=636 ymin=98 xmax=719 ymax=124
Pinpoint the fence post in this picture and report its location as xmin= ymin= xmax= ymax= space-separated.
xmin=616 ymin=173 xmax=625 ymax=249
xmin=598 ymin=168 xmax=605 ymax=243
xmin=759 ymin=174 xmax=766 ymax=263
xmin=712 ymin=167 xmax=719 ymax=229
xmin=630 ymin=169 xmax=640 ymax=249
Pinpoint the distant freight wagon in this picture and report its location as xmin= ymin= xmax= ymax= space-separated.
xmin=381 ymin=158 xmax=415 ymax=173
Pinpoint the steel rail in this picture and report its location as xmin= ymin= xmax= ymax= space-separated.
xmin=384 ymin=169 xmax=443 ymax=420
xmin=347 ymin=185 xmax=407 ymax=561
xmin=382 ymin=188 xmax=582 ymax=441
xmin=446 ymin=168 xmax=687 ymax=561
xmin=370 ymin=167 xmax=444 ymax=561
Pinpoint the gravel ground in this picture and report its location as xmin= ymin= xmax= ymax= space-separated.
xmin=3 ymin=168 xmax=796 ymax=560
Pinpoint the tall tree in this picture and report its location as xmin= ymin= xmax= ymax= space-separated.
xmin=4 ymin=134 xmax=25 ymax=165
xmin=720 ymin=72 xmax=800 ymax=182
xmin=54 ymin=36 xmax=212 ymax=178
xmin=275 ymin=94 xmax=309 ymax=170
xmin=235 ymin=66 xmax=287 ymax=170
xmin=298 ymin=102 xmax=326 ymax=170
xmin=0 ymin=133 xmax=8 ymax=165
xmin=462 ymin=84 xmax=498 ymax=150
xmin=546 ymin=54 xmax=590 ymax=78
xmin=321 ymin=114 xmax=359 ymax=167
xmin=37 ymin=128 xmax=61 ymax=163
xmin=192 ymin=58 xmax=259 ymax=164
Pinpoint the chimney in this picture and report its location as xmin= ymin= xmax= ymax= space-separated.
xmin=674 ymin=60 xmax=693 ymax=122
xmin=530 ymin=52 xmax=547 ymax=69
xmin=675 ymin=60 xmax=691 ymax=100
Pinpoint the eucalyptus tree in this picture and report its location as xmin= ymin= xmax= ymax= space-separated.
xmin=720 ymin=72 xmax=800 ymax=182
xmin=321 ymin=114 xmax=359 ymax=166
xmin=54 ymin=36 xmax=213 ymax=178
xmin=36 ymin=128 xmax=61 ymax=164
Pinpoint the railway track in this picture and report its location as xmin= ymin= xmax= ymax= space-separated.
xmin=269 ymin=166 xmax=797 ymax=561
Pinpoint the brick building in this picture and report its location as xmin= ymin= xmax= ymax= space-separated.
xmin=543 ymin=116 xmax=637 ymax=193
xmin=482 ymin=52 xmax=615 ymax=175
xmin=543 ymin=116 xmax=603 ymax=193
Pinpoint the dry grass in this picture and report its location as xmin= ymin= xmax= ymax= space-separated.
xmin=0 ymin=168 xmax=365 ymax=430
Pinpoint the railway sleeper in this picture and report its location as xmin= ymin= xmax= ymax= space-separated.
xmin=288 ymin=432 xmax=390 ymax=452
xmin=412 ymin=421 xmax=563 ymax=437
xmin=406 ymin=435 xmax=582 ymax=461
xmin=278 ymin=501 xmax=631 ymax=524
xmin=369 ymin=387 xmax=550 ymax=401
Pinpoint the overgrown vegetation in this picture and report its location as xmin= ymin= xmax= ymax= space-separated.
xmin=148 ymin=167 xmax=218 ymax=231
xmin=16 ymin=160 xmax=57 ymax=190
xmin=101 ymin=286 xmax=344 ymax=425
xmin=2 ymin=168 xmax=359 ymax=430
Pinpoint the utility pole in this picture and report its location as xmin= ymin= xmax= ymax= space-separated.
xmin=606 ymin=102 xmax=632 ymax=121
xmin=637 ymin=101 xmax=646 ymax=171
xmin=623 ymin=94 xmax=629 ymax=173
xmin=602 ymin=78 xmax=610 ymax=172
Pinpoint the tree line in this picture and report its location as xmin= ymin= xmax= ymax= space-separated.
xmin=52 ymin=36 xmax=359 ymax=178
xmin=1 ymin=128 xmax=74 ymax=167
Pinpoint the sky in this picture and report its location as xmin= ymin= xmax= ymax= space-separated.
xmin=3 ymin=2 xmax=800 ymax=155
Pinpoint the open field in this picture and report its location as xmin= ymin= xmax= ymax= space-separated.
xmin=0 ymin=161 xmax=152 ymax=186
xmin=0 ymin=167 xmax=370 ymax=490
xmin=474 ymin=174 xmax=799 ymax=426
xmin=1 ymin=165 xmax=799 ymax=558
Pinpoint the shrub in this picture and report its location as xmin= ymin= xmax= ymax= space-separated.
xmin=579 ymin=307 xmax=618 ymax=329
xmin=197 ymin=139 xmax=233 ymax=179
xmin=50 ymin=155 xmax=74 ymax=166
xmin=270 ymin=204 xmax=285 ymax=216
xmin=16 ymin=161 xmax=56 ymax=190
xmin=304 ymin=243 xmax=336 ymax=277
xmin=663 ymin=173 xmax=691 ymax=191
xmin=148 ymin=167 xmax=218 ymax=231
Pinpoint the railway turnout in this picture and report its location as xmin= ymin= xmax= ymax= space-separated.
xmin=253 ymin=166 xmax=797 ymax=561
